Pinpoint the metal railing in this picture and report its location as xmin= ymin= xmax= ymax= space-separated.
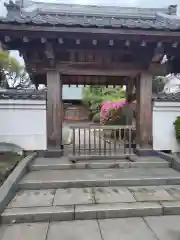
xmin=69 ymin=125 xmax=136 ymax=158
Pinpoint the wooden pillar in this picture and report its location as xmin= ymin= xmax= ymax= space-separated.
xmin=136 ymin=72 xmax=152 ymax=149
xmin=126 ymin=78 xmax=134 ymax=99
xmin=46 ymin=70 xmax=63 ymax=148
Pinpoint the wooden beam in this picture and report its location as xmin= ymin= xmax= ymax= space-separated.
xmin=140 ymin=41 xmax=147 ymax=47
xmin=46 ymin=71 xmax=63 ymax=148
xmin=136 ymin=72 xmax=152 ymax=148
xmin=152 ymin=41 xmax=164 ymax=62
xmin=61 ymin=75 xmax=126 ymax=85
xmin=76 ymin=39 xmax=80 ymax=45
xmin=172 ymin=42 xmax=178 ymax=48
xmin=1 ymin=24 xmax=180 ymax=39
xmin=109 ymin=40 xmax=114 ymax=46
xmin=44 ymin=42 xmax=54 ymax=59
xmin=4 ymin=36 xmax=10 ymax=42
xmin=41 ymin=37 xmax=46 ymax=43
xmin=125 ymin=40 xmax=130 ymax=47
xmin=148 ymin=62 xmax=169 ymax=75
xmin=92 ymin=39 xmax=97 ymax=45
xmin=28 ymin=61 xmax=169 ymax=76
xmin=126 ymin=78 xmax=135 ymax=99
xmin=57 ymin=62 xmax=169 ymax=76
xmin=22 ymin=36 xmax=29 ymax=42
xmin=58 ymin=38 xmax=63 ymax=44
xmin=57 ymin=63 xmax=142 ymax=76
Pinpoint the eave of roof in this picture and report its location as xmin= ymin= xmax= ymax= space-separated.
xmin=0 ymin=89 xmax=46 ymax=100
xmin=0 ymin=1 xmax=179 ymax=31
xmin=153 ymin=92 xmax=180 ymax=102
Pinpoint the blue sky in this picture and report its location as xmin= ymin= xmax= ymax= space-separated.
xmin=1 ymin=0 xmax=180 ymax=65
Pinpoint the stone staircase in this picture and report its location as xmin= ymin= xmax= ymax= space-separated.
xmin=2 ymin=155 xmax=180 ymax=224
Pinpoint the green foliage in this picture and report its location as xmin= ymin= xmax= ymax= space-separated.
xmin=92 ymin=113 xmax=100 ymax=123
xmin=82 ymin=85 xmax=125 ymax=118
xmin=174 ymin=117 xmax=180 ymax=142
xmin=0 ymin=50 xmax=31 ymax=89
xmin=152 ymin=76 xmax=165 ymax=94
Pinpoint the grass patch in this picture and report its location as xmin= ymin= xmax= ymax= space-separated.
xmin=0 ymin=152 xmax=31 ymax=186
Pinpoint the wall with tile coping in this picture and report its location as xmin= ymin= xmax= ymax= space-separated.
xmin=153 ymin=101 xmax=180 ymax=153
xmin=0 ymin=99 xmax=47 ymax=150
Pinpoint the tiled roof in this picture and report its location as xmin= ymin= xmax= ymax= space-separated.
xmin=1 ymin=89 xmax=180 ymax=102
xmin=1 ymin=1 xmax=180 ymax=30
xmin=0 ymin=89 xmax=46 ymax=100
xmin=153 ymin=92 xmax=180 ymax=102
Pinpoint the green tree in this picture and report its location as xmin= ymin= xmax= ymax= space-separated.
xmin=82 ymin=85 xmax=125 ymax=118
xmin=0 ymin=50 xmax=31 ymax=89
xmin=152 ymin=76 xmax=165 ymax=94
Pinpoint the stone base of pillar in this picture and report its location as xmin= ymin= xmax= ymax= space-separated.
xmin=38 ymin=148 xmax=64 ymax=158
xmin=135 ymin=146 xmax=156 ymax=157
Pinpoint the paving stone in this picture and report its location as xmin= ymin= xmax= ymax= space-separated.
xmin=128 ymin=186 xmax=174 ymax=202
xmin=7 ymin=190 xmax=55 ymax=208
xmin=1 ymin=206 xmax=74 ymax=224
xmin=161 ymin=201 xmax=180 ymax=215
xmin=165 ymin=186 xmax=180 ymax=200
xmin=31 ymin=157 xmax=130 ymax=170
xmin=145 ymin=216 xmax=180 ymax=240
xmin=53 ymin=188 xmax=95 ymax=205
xmin=0 ymin=223 xmax=48 ymax=240
xmin=19 ymin=168 xmax=180 ymax=189
xmin=130 ymin=162 xmax=170 ymax=168
xmin=31 ymin=157 xmax=170 ymax=170
xmin=99 ymin=218 xmax=157 ymax=240
xmin=94 ymin=187 xmax=136 ymax=203
xmin=47 ymin=220 xmax=102 ymax=240
xmin=75 ymin=202 xmax=162 ymax=220
xmin=130 ymin=156 xmax=167 ymax=162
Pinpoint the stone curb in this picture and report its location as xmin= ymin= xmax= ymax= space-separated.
xmin=18 ymin=177 xmax=179 ymax=190
xmin=0 ymin=152 xmax=37 ymax=215
xmin=1 ymin=206 xmax=74 ymax=224
xmin=1 ymin=202 xmax=162 ymax=223
xmin=156 ymin=152 xmax=180 ymax=172
xmin=37 ymin=150 xmax=63 ymax=158
xmin=68 ymin=154 xmax=135 ymax=162
xmin=75 ymin=202 xmax=162 ymax=220
xmin=4 ymin=201 xmax=180 ymax=223
xmin=30 ymin=161 xmax=170 ymax=171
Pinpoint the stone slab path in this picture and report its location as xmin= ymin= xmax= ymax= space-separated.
xmin=2 ymin=155 xmax=180 ymax=238
xmin=18 ymin=167 xmax=180 ymax=189
xmin=1 ymin=216 xmax=180 ymax=240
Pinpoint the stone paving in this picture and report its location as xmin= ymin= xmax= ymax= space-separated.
xmin=6 ymin=185 xmax=180 ymax=208
xmin=19 ymin=168 xmax=180 ymax=189
xmin=2 ymin=155 xmax=180 ymax=239
xmin=1 ymin=216 xmax=180 ymax=239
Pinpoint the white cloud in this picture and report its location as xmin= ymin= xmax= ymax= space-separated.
xmin=9 ymin=51 xmax=25 ymax=66
xmin=39 ymin=0 xmax=180 ymax=11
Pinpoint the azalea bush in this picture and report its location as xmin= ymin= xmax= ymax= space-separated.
xmin=82 ymin=86 xmax=125 ymax=120
xmin=93 ymin=113 xmax=100 ymax=123
xmin=100 ymin=99 xmax=126 ymax=124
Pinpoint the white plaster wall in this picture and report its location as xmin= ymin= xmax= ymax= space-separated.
xmin=153 ymin=101 xmax=180 ymax=153
xmin=0 ymin=99 xmax=47 ymax=150
xmin=163 ymin=84 xmax=180 ymax=94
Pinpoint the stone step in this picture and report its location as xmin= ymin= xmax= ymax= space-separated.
xmin=19 ymin=168 xmax=180 ymax=189
xmin=2 ymin=217 xmax=180 ymax=240
xmin=6 ymin=186 xmax=180 ymax=208
xmin=3 ymin=185 xmax=180 ymax=223
xmin=30 ymin=157 xmax=170 ymax=171
xmin=1 ymin=202 xmax=164 ymax=224
xmin=3 ymin=201 xmax=180 ymax=224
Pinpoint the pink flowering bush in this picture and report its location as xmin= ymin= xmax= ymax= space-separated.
xmin=100 ymin=99 xmax=126 ymax=124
